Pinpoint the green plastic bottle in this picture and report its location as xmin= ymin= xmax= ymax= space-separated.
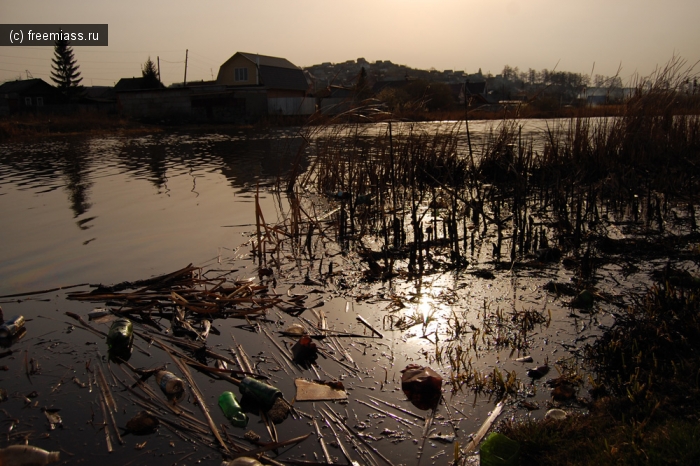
xmin=218 ymin=391 xmax=248 ymax=427
xmin=106 ymin=318 xmax=133 ymax=360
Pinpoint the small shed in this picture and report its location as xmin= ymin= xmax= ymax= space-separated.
xmin=0 ymin=79 xmax=62 ymax=116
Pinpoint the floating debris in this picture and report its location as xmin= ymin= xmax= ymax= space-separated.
xmin=401 ymin=364 xmax=442 ymax=410
xmin=0 ymin=315 xmax=25 ymax=339
xmin=266 ymin=397 xmax=291 ymax=424
xmin=42 ymin=408 xmax=62 ymax=430
xmin=219 ymin=391 xmax=248 ymax=428
xmin=545 ymin=408 xmax=567 ymax=420
xmin=550 ymin=379 xmax=577 ymax=401
xmin=291 ymin=334 xmax=318 ymax=364
xmin=479 ymin=432 xmax=519 ymax=466
xmin=527 ymin=364 xmax=550 ymax=379
xmin=571 ymin=290 xmax=595 ymax=309
xmin=282 ymin=323 xmax=305 ymax=336
xmin=221 ymin=458 xmax=264 ymax=466
xmin=429 ymin=433 xmax=456 ymax=443
xmin=106 ymin=318 xmax=133 ymax=361
xmin=87 ymin=307 xmax=111 ymax=321
xmin=155 ymin=370 xmax=186 ymax=403
xmin=294 ymin=378 xmax=347 ymax=402
xmin=0 ymin=445 xmax=59 ymax=464
xmin=125 ymin=411 xmax=160 ymax=435
xmin=72 ymin=377 xmax=86 ymax=388
xmin=520 ymin=400 xmax=539 ymax=411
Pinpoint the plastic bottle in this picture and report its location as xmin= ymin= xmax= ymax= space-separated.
xmin=155 ymin=370 xmax=186 ymax=402
xmin=220 ymin=458 xmax=262 ymax=466
xmin=0 ymin=315 xmax=25 ymax=339
xmin=106 ymin=318 xmax=133 ymax=360
xmin=218 ymin=391 xmax=248 ymax=427
xmin=238 ymin=377 xmax=282 ymax=411
xmin=0 ymin=444 xmax=60 ymax=465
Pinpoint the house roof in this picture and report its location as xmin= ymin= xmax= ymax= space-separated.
xmin=465 ymin=81 xmax=487 ymax=95
xmin=258 ymin=65 xmax=309 ymax=91
xmin=236 ymin=53 xmax=299 ymax=70
xmin=220 ymin=52 xmax=308 ymax=91
xmin=115 ymin=77 xmax=147 ymax=91
xmin=0 ymin=78 xmax=55 ymax=95
xmin=114 ymin=77 xmax=164 ymax=92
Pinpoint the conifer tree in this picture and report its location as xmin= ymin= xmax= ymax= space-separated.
xmin=51 ymin=39 xmax=83 ymax=97
xmin=354 ymin=66 xmax=372 ymax=101
xmin=141 ymin=56 xmax=161 ymax=89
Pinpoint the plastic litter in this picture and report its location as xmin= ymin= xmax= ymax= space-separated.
xmin=527 ymin=364 xmax=550 ymax=379
xmin=0 ymin=315 xmax=25 ymax=339
xmin=283 ymin=323 xmax=305 ymax=336
xmin=0 ymin=444 xmax=60 ymax=465
xmin=294 ymin=378 xmax=347 ymax=402
xmin=42 ymin=408 xmax=62 ymax=430
xmin=571 ymin=289 xmax=595 ymax=308
xmin=125 ymin=411 xmax=159 ymax=435
xmin=291 ymin=334 xmax=318 ymax=363
xmin=221 ymin=458 xmax=263 ymax=466
xmin=479 ymin=432 xmax=519 ymax=466
xmin=87 ymin=308 xmax=111 ymax=321
xmin=238 ymin=377 xmax=282 ymax=411
xmin=155 ymin=370 xmax=186 ymax=403
xmin=106 ymin=318 xmax=133 ymax=360
xmin=400 ymin=364 xmax=442 ymax=410
xmin=545 ymin=408 xmax=567 ymax=420
xmin=218 ymin=391 xmax=248 ymax=427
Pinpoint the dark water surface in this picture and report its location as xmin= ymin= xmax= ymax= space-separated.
xmin=0 ymin=130 xmax=304 ymax=294
xmin=0 ymin=122 xmax=620 ymax=465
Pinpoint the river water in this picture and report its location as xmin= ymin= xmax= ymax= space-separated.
xmin=0 ymin=120 xmax=620 ymax=465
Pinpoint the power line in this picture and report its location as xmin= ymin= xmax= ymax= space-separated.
xmin=1 ymin=46 xmax=184 ymax=54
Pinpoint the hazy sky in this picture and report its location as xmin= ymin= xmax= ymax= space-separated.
xmin=1 ymin=0 xmax=698 ymax=86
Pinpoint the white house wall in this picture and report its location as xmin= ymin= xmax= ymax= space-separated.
xmin=268 ymin=97 xmax=315 ymax=115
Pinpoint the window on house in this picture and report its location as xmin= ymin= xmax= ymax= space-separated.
xmin=25 ymin=97 xmax=32 ymax=106
xmin=234 ymin=67 xmax=248 ymax=82
xmin=36 ymin=97 xmax=44 ymax=107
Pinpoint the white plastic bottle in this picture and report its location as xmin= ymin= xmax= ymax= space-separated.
xmin=221 ymin=457 xmax=263 ymax=466
xmin=0 ymin=444 xmax=60 ymax=465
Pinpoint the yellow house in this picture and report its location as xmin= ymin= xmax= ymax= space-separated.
xmin=216 ymin=52 xmax=309 ymax=99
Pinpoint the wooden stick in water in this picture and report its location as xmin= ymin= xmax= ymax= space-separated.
xmin=99 ymin=397 xmax=113 ymax=453
xmin=356 ymin=315 xmax=384 ymax=338
xmin=463 ymin=400 xmax=505 ymax=453
xmin=159 ymin=342 xmax=230 ymax=453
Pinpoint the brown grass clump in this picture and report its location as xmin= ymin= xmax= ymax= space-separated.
xmin=0 ymin=111 xmax=157 ymax=141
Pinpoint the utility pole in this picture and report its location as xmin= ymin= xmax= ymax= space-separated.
xmin=157 ymin=56 xmax=161 ymax=83
xmin=184 ymin=49 xmax=188 ymax=86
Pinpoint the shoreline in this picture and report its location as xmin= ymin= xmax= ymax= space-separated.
xmin=1 ymin=104 xmax=680 ymax=142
